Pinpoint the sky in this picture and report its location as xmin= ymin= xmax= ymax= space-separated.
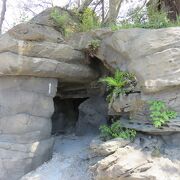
xmin=1 ymin=0 xmax=146 ymax=33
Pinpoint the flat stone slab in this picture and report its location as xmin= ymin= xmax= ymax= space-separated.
xmin=120 ymin=117 xmax=180 ymax=135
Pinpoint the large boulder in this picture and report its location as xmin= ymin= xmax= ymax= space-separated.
xmin=96 ymin=28 xmax=180 ymax=93
xmin=0 ymin=77 xmax=57 ymax=180
xmin=91 ymin=135 xmax=180 ymax=180
xmin=0 ymin=7 xmax=100 ymax=179
xmin=76 ymin=96 xmax=108 ymax=135
xmin=92 ymin=28 xmax=180 ymax=133
xmin=0 ymin=52 xmax=97 ymax=83
xmin=0 ymin=7 xmax=99 ymax=84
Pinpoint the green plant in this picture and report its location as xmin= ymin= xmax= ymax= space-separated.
xmin=109 ymin=5 xmax=180 ymax=31
xmin=99 ymin=121 xmax=136 ymax=141
xmin=145 ymin=5 xmax=170 ymax=28
xmin=80 ymin=8 xmax=100 ymax=32
xmin=86 ymin=39 xmax=101 ymax=57
xmin=50 ymin=8 xmax=70 ymax=36
xmin=99 ymin=69 xmax=136 ymax=105
xmin=148 ymin=100 xmax=177 ymax=128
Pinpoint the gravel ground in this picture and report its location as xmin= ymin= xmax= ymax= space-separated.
xmin=21 ymin=134 xmax=96 ymax=180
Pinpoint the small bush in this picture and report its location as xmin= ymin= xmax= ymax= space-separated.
xmin=50 ymin=8 xmax=70 ymax=35
xmin=99 ymin=121 xmax=136 ymax=141
xmin=109 ymin=5 xmax=180 ymax=30
xmin=99 ymin=69 xmax=136 ymax=106
xmin=80 ymin=8 xmax=100 ymax=32
xmin=148 ymin=100 xmax=177 ymax=128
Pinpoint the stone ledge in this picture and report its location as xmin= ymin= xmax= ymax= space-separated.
xmin=120 ymin=118 xmax=180 ymax=135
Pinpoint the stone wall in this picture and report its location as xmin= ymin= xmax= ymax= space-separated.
xmin=0 ymin=76 xmax=57 ymax=180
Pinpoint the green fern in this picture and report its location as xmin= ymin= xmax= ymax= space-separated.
xmin=99 ymin=121 xmax=136 ymax=141
xmin=99 ymin=69 xmax=136 ymax=106
xmin=148 ymin=100 xmax=177 ymax=128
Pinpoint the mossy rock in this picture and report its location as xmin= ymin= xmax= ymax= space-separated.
xmin=30 ymin=6 xmax=81 ymax=36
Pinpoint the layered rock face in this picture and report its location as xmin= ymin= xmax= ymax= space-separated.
xmin=76 ymin=96 xmax=108 ymax=135
xmin=69 ymin=27 xmax=180 ymax=135
xmin=0 ymin=77 xmax=57 ymax=180
xmin=90 ymin=135 xmax=180 ymax=180
xmin=0 ymin=5 xmax=180 ymax=180
xmin=0 ymin=7 xmax=99 ymax=180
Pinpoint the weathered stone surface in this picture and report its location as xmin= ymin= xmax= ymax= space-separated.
xmin=91 ymin=135 xmax=180 ymax=180
xmin=0 ymin=8 xmax=99 ymax=84
xmin=0 ymin=90 xmax=54 ymax=118
xmin=90 ymin=137 xmax=130 ymax=156
xmin=111 ymin=93 xmax=142 ymax=114
xmin=67 ymin=28 xmax=113 ymax=50
xmin=0 ymin=114 xmax=51 ymax=136
xmin=8 ymin=23 xmax=64 ymax=43
xmin=0 ymin=77 xmax=57 ymax=180
xmin=0 ymin=138 xmax=54 ymax=180
xmin=161 ymin=133 xmax=180 ymax=147
xmin=76 ymin=96 xmax=108 ymax=135
xmin=30 ymin=7 xmax=80 ymax=33
xmin=0 ymin=52 xmax=98 ymax=83
xmin=110 ymin=87 xmax=180 ymax=132
xmin=96 ymin=28 xmax=180 ymax=93
xmin=119 ymin=118 xmax=180 ymax=135
xmin=0 ymin=76 xmax=57 ymax=97
xmin=0 ymin=34 xmax=85 ymax=63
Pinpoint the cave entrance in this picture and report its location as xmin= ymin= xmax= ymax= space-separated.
xmin=51 ymin=56 xmax=110 ymax=136
xmin=51 ymin=96 xmax=88 ymax=135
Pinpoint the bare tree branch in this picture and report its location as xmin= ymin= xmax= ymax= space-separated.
xmin=104 ymin=0 xmax=123 ymax=25
xmin=0 ymin=0 xmax=7 ymax=34
xmin=78 ymin=0 xmax=94 ymax=12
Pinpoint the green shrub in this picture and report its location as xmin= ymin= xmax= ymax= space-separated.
xmin=144 ymin=6 xmax=171 ymax=28
xmin=50 ymin=8 xmax=70 ymax=35
xmin=99 ymin=121 xmax=136 ymax=141
xmin=80 ymin=8 xmax=100 ymax=32
xmin=99 ymin=69 xmax=136 ymax=106
xmin=109 ymin=5 xmax=180 ymax=30
xmin=148 ymin=100 xmax=177 ymax=128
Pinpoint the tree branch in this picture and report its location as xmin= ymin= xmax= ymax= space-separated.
xmin=0 ymin=0 xmax=7 ymax=34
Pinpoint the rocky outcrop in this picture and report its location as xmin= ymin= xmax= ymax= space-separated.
xmin=0 ymin=77 xmax=57 ymax=180
xmin=0 ymin=7 xmax=100 ymax=180
xmin=81 ymin=27 xmax=180 ymax=134
xmin=76 ymin=96 xmax=108 ymax=135
xmin=96 ymin=28 xmax=180 ymax=93
xmin=0 ymin=5 xmax=180 ymax=179
xmin=0 ymin=7 xmax=99 ymax=83
xmin=90 ymin=137 xmax=130 ymax=156
xmin=90 ymin=135 xmax=180 ymax=180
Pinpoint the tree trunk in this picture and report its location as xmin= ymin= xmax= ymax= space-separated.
xmin=161 ymin=0 xmax=180 ymax=21
xmin=104 ymin=0 xmax=123 ymax=25
xmin=102 ymin=0 xmax=105 ymax=24
xmin=78 ymin=0 xmax=94 ymax=12
xmin=0 ymin=0 xmax=7 ymax=34
xmin=148 ymin=0 xmax=180 ymax=21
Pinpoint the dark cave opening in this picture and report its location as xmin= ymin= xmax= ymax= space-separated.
xmin=51 ymin=56 xmax=110 ymax=136
xmin=51 ymin=96 xmax=88 ymax=135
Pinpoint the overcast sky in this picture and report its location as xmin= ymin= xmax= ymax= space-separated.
xmin=1 ymin=0 xmax=145 ymax=33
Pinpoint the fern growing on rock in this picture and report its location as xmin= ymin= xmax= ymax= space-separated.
xmin=99 ymin=69 xmax=136 ymax=106
xmin=99 ymin=121 xmax=136 ymax=141
xmin=148 ymin=100 xmax=177 ymax=128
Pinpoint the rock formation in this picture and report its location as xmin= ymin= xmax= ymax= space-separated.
xmin=0 ymin=5 xmax=180 ymax=180
xmin=68 ymin=27 xmax=180 ymax=135
xmin=76 ymin=96 xmax=108 ymax=135
xmin=0 ymin=7 xmax=99 ymax=180
xmin=90 ymin=135 xmax=180 ymax=180
xmin=0 ymin=77 xmax=57 ymax=180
